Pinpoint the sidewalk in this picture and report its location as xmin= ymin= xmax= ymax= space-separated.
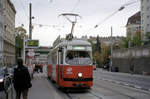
xmin=28 ymin=73 xmax=62 ymax=99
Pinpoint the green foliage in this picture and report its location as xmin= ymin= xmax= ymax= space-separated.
xmin=130 ymin=36 xmax=142 ymax=47
xmin=88 ymin=38 xmax=110 ymax=68
xmin=145 ymin=32 xmax=150 ymax=43
xmin=96 ymin=36 xmax=101 ymax=53
xmin=15 ymin=27 xmax=27 ymax=58
xmin=120 ymin=37 xmax=130 ymax=48
xmin=120 ymin=31 xmax=142 ymax=48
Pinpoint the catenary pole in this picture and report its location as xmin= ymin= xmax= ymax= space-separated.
xmin=110 ymin=27 xmax=113 ymax=71
xmin=29 ymin=3 xmax=32 ymax=40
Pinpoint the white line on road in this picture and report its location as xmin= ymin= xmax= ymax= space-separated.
xmin=114 ymin=81 xmax=121 ymax=84
xmin=107 ymin=79 xmax=112 ymax=82
xmin=124 ymin=83 xmax=130 ymax=86
xmin=134 ymin=85 xmax=142 ymax=89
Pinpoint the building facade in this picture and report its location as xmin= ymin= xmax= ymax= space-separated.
xmin=2 ymin=0 xmax=16 ymax=66
xmin=34 ymin=46 xmax=51 ymax=65
xmin=89 ymin=36 xmax=125 ymax=46
xmin=126 ymin=11 xmax=141 ymax=39
xmin=0 ymin=0 xmax=4 ymax=65
xmin=141 ymin=0 xmax=150 ymax=41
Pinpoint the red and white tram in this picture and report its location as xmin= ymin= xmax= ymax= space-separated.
xmin=47 ymin=37 xmax=93 ymax=88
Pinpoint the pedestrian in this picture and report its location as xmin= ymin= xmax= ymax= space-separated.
xmin=13 ymin=58 xmax=32 ymax=99
xmin=129 ymin=58 xmax=134 ymax=75
xmin=130 ymin=64 xmax=134 ymax=75
xmin=40 ymin=64 xmax=43 ymax=73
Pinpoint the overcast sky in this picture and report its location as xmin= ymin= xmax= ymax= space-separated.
xmin=11 ymin=0 xmax=140 ymax=46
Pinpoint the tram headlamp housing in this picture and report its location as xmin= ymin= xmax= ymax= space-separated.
xmin=78 ymin=73 xmax=82 ymax=78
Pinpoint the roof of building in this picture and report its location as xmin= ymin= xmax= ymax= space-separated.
xmin=7 ymin=0 xmax=16 ymax=13
xmin=126 ymin=11 xmax=140 ymax=26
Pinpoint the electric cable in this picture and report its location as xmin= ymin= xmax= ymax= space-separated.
xmin=71 ymin=0 xmax=81 ymax=12
xmin=17 ymin=0 xmax=28 ymax=18
xmin=83 ymin=0 xmax=139 ymax=34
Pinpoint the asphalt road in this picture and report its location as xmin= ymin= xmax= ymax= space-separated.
xmin=27 ymin=70 xmax=150 ymax=99
xmin=94 ymin=69 xmax=150 ymax=91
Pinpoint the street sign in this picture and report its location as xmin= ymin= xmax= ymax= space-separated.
xmin=26 ymin=40 xmax=39 ymax=48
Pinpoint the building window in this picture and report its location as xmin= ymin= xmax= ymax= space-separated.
xmin=142 ymin=27 xmax=144 ymax=31
xmin=141 ymin=20 xmax=144 ymax=24
xmin=147 ymin=15 xmax=150 ymax=19
xmin=141 ymin=6 xmax=144 ymax=11
xmin=147 ymin=24 xmax=150 ymax=27
xmin=142 ymin=13 xmax=144 ymax=18
xmin=147 ymin=7 xmax=150 ymax=11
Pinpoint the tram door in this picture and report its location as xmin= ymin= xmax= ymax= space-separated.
xmin=57 ymin=48 xmax=63 ymax=83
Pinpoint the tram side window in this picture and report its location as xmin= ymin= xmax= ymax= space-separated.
xmin=52 ymin=52 xmax=57 ymax=64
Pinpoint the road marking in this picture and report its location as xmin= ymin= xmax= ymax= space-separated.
xmin=107 ymin=79 xmax=112 ymax=82
xmin=102 ymin=78 xmax=107 ymax=81
xmin=96 ymin=77 xmax=150 ymax=92
xmin=115 ymin=81 xmax=121 ymax=84
xmin=124 ymin=83 xmax=129 ymax=86
xmin=134 ymin=85 xmax=142 ymax=89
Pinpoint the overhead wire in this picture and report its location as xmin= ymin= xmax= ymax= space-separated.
xmin=47 ymin=0 xmax=68 ymax=33
xmin=83 ymin=0 xmax=139 ymax=34
xmin=70 ymin=0 xmax=81 ymax=12
xmin=10 ymin=0 xmax=25 ymax=26
xmin=16 ymin=0 xmax=28 ymax=18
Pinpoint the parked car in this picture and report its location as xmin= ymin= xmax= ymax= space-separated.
xmin=0 ymin=68 xmax=5 ymax=91
xmin=7 ymin=68 xmax=14 ymax=84
xmin=0 ymin=67 xmax=13 ymax=99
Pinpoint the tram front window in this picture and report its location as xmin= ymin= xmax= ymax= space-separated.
xmin=65 ymin=51 xmax=92 ymax=65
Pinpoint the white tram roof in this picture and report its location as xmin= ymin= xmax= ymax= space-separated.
xmin=56 ymin=38 xmax=91 ymax=48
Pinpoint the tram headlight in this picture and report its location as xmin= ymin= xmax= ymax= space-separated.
xmin=0 ymin=78 xmax=4 ymax=83
xmin=78 ymin=73 xmax=82 ymax=78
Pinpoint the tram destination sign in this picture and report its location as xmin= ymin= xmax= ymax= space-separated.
xmin=72 ymin=46 xmax=86 ymax=50
xmin=26 ymin=40 xmax=39 ymax=48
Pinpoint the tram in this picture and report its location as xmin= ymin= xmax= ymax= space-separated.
xmin=47 ymin=36 xmax=93 ymax=88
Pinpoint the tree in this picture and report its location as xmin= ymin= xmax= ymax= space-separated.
xmin=120 ymin=30 xmax=142 ymax=48
xmin=120 ymin=37 xmax=130 ymax=48
xmin=96 ymin=36 xmax=101 ymax=53
xmin=15 ymin=26 xmax=27 ymax=60
xmin=145 ymin=32 xmax=150 ymax=44
xmin=130 ymin=30 xmax=141 ymax=47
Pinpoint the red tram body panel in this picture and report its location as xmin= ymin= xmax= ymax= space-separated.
xmin=47 ymin=37 xmax=93 ymax=88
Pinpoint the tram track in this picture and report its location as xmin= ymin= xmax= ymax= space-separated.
xmin=65 ymin=92 xmax=80 ymax=99
xmin=65 ymin=90 xmax=102 ymax=99
xmin=88 ymin=91 xmax=103 ymax=99
xmin=93 ymin=79 xmax=138 ymax=99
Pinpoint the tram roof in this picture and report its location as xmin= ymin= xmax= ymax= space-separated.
xmin=56 ymin=38 xmax=91 ymax=48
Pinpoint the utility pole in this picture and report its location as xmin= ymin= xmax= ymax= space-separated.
xmin=110 ymin=26 xmax=113 ymax=71
xmin=29 ymin=3 xmax=32 ymax=40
